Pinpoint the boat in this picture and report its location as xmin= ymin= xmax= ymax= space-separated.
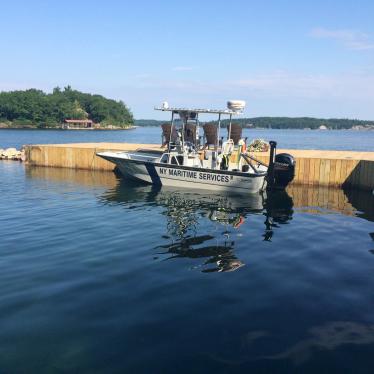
xmin=97 ymin=100 xmax=296 ymax=193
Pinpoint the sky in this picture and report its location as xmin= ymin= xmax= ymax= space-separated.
xmin=1 ymin=0 xmax=374 ymax=119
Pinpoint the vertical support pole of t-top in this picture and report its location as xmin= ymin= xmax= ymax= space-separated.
xmin=181 ymin=111 xmax=186 ymax=148
xmin=216 ymin=113 xmax=221 ymax=151
xmin=168 ymin=111 xmax=174 ymax=154
xmin=196 ymin=113 xmax=199 ymax=148
xmin=228 ymin=113 xmax=232 ymax=140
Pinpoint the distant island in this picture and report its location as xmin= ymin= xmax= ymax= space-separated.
xmin=136 ymin=117 xmax=374 ymax=130
xmin=0 ymin=87 xmax=134 ymax=129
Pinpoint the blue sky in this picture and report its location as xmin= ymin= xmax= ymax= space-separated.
xmin=1 ymin=0 xmax=374 ymax=119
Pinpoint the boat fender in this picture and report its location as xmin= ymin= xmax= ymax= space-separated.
xmin=238 ymin=138 xmax=246 ymax=153
xmin=222 ymin=139 xmax=234 ymax=155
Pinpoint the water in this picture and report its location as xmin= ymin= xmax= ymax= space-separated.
xmin=1 ymin=127 xmax=374 ymax=151
xmin=0 ymin=161 xmax=373 ymax=373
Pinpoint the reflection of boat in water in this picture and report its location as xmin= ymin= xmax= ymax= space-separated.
xmin=99 ymin=182 xmax=294 ymax=272
xmin=263 ymin=189 xmax=294 ymax=241
xmin=156 ymin=235 xmax=243 ymax=273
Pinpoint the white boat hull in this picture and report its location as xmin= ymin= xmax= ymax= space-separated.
xmin=98 ymin=152 xmax=267 ymax=193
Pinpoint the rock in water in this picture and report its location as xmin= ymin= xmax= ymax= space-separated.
xmin=0 ymin=147 xmax=23 ymax=160
xmin=4 ymin=148 xmax=18 ymax=158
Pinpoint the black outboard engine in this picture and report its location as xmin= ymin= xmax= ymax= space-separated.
xmin=267 ymin=141 xmax=296 ymax=189
xmin=274 ymin=153 xmax=296 ymax=189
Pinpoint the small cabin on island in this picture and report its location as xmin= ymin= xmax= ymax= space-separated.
xmin=62 ymin=119 xmax=95 ymax=129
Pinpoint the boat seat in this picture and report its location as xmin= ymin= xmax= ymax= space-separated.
xmin=161 ymin=123 xmax=178 ymax=147
xmin=184 ymin=123 xmax=197 ymax=145
xmin=227 ymin=123 xmax=243 ymax=145
xmin=203 ymin=123 xmax=219 ymax=149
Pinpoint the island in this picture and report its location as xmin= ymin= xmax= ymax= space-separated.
xmin=0 ymin=86 xmax=134 ymax=129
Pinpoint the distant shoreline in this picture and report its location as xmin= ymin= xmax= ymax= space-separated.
xmin=0 ymin=126 xmax=373 ymax=131
xmin=0 ymin=125 xmax=137 ymax=131
xmin=135 ymin=117 xmax=374 ymax=130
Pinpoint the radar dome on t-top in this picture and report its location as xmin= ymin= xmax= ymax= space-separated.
xmin=227 ymin=100 xmax=246 ymax=112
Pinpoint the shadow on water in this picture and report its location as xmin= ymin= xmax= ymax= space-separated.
xmin=344 ymin=187 xmax=374 ymax=223
xmin=344 ymin=187 xmax=374 ymax=252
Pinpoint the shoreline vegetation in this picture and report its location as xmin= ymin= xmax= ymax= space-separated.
xmin=0 ymin=87 xmax=134 ymax=129
xmin=135 ymin=118 xmax=374 ymax=130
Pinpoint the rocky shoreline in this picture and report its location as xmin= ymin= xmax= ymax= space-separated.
xmin=0 ymin=147 xmax=26 ymax=161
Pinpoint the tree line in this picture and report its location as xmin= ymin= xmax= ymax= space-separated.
xmin=0 ymin=87 xmax=133 ymax=128
xmin=219 ymin=117 xmax=374 ymax=129
xmin=135 ymin=117 xmax=374 ymax=129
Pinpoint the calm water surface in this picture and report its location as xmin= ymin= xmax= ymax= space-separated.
xmin=0 ymin=161 xmax=374 ymax=373
xmin=1 ymin=127 xmax=374 ymax=151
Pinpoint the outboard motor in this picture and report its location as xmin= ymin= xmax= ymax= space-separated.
xmin=267 ymin=141 xmax=296 ymax=189
xmin=274 ymin=153 xmax=296 ymax=189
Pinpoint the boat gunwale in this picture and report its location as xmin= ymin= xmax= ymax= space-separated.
xmin=99 ymin=153 xmax=267 ymax=178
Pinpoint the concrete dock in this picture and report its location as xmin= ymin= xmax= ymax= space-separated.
xmin=24 ymin=143 xmax=374 ymax=191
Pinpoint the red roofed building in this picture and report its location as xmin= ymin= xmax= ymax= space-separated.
xmin=62 ymin=119 xmax=95 ymax=129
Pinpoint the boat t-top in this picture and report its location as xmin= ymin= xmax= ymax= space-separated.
xmin=97 ymin=100 xmax=296 ymax=194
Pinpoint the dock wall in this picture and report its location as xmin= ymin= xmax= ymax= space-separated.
xmin=24 ymin=143 xmax=374 ymax=191
xmin=24 ymin=143 xmax=160 ymax=172
xmin=251 ymin=153 xmax=373 ymax=191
